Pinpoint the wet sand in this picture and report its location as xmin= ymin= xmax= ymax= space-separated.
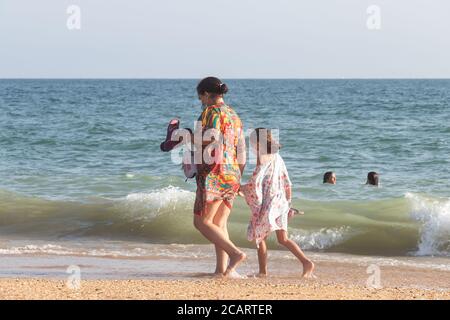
xmin=0 ymin=255 xmax=449 ymax=300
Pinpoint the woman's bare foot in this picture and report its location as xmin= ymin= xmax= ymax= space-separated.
xmin=228 ymin=270 xmax=248 ymax=279
xmin=256 ymin=272 xmax=268 ymax=278
xmin=212 ymin=272 xmax=224 ymax=278
xmin=301 ymin=260 xmax=315 ymax=278
xmin=224 ymin=252 xmax=247 ymax=277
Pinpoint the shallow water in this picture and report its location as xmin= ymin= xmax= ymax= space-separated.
xmin=0 ymin=241 xmax=449 ymax=292
xmin=1 ymin=79 xmax=450 ymax=259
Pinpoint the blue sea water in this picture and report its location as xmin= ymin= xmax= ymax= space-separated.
xmin=1 ymin=79 xmax=450 ymax=257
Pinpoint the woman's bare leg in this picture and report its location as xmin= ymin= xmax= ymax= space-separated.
xmin=275 ymin=230 xmax=315 ymax=278
xmin=257 ymin=238 xmax=268 ymax=277
xmin=213 ymin=238 xmax=228 ymax=275
xmin=193 ymin=200 xmax=246 ymax=276
xmin=213 ymin=202 xmax=231 ymax=274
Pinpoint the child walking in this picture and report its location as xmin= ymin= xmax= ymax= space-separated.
xmin=240 ymin=128 xmax=315 ymax=278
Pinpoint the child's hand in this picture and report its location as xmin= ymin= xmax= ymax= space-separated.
xmin=288 ymin=208 xmax=304 ymax=218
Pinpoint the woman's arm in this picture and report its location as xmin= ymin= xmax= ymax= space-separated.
xmin=199 ymin=109 xmax=221 ymax=147
xmin=190 ymin=131 xmax=216 ymax=147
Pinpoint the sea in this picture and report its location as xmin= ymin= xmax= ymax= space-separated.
xmin=1 ymin=79 xmax=449 ymax=279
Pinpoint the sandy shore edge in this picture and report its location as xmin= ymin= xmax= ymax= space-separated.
xmin=1 ymin=278 xmax=449 ymax=300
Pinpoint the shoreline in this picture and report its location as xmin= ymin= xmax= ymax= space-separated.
xmin=0 ymin=246 xmax=449 ymax=299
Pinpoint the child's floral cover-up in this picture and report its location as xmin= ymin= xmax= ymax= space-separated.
xmin=241 ymin=153 xmax=292 ymax=245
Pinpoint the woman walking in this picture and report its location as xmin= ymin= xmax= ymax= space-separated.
xmin=193 ymin=77 xmax=247 ymax=277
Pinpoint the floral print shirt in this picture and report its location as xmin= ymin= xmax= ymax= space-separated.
xmin=196 ymin=104 xmax=245 ymax=202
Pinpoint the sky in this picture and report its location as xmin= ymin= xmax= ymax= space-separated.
xmin=0 ymin=0 xmax=449 ymax=78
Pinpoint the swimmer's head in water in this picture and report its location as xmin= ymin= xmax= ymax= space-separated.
xmin=197 ymin=77 xmax=228 ymax=108
xmin=323 ymin=171 xmax=336 ymax=184
xmin=366 ymin=172 xmax=379 ymax=186
xmin=250 ymin=128 xmax=281 ymax=156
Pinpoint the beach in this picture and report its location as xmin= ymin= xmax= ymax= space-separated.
xmin=1 ymin=79 xmax=450 ymax=300
xmin=1 ymin=0 xmax=450 ymax=301
xmin=1 ymin=278 xmax=448 ymax=300
xmin=0 ymin=245 xmax=449 ymax=300
xmin=1 ymin=265 xmax=448 ymax=300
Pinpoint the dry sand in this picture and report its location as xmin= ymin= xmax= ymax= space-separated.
xmin=0 ymin=278 xmax=448 ymax=300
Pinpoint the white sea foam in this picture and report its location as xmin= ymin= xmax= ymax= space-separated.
xmin=0 ymin=243 xmax=211 ymax=259
xmin=289 ymin=226 xmax=353 ymax=250
xmin=0 ymin=244 xmax=76 ymax=256
xmin=120 ymin=186 xmax=195 ymax=220
xmin=406 ymin=193 xmax=450 ymax=256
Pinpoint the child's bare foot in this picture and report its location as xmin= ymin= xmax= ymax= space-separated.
xmin=301 ymin=260 xmax=315 ymax=278
xmin=224 ymin=252 xmax=246 ymax=277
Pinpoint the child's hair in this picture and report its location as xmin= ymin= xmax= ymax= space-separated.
xmin=250 ymin=128 xmax=282 ymax=155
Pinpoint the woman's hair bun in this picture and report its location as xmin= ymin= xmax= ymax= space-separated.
xmin=197 ymin=77 xmax=228 ymax=96
xmin=219 ymin=83 xmax=229 ymax=95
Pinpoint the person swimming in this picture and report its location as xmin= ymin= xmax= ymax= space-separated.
xmin=366 ymin=172 xmax=379 ymax=186
xmin=323 ymin=171 xmax=336 ymax=184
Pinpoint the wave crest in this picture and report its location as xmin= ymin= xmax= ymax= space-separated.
xmin=406 ymin=193 xmax=450 ymax=256
xmin=289 ymin=226 xmax=353 ymax=250
xmin=119 ymin=186 xmax=194 ymax=220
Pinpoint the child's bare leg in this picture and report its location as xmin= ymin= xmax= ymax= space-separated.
xmin=257 ymin=238 xmax=268 ymax=277
xmin=275 ymin=230 xmax=315 ymax=278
